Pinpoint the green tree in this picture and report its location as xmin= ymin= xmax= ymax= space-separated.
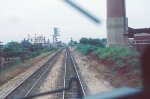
xmin=68 ymin=38 xmax=78 ymax=47
xmin=4 ymin=42 xmax=23 ymax=51
xmin=28 ymin=44 xmax=43 ymax=52
xmin=74 ymin=41 xmax=78 ymax=45
xmin=101 ymin=38 xmax=107 ymax=45
xmin=21 ymin=40 xmax=32 ymax=51
xmin=79 ymin=37 xmax=106 ymax=47
xmin=79 ymin=37 xmax=89 ymax=44
xmin=3 ymin=42 xmax=24 ymax=57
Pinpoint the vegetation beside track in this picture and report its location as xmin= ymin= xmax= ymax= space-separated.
xmin=0 ymin=41 xmax=57 ymax=71
xmin=0 ymin=41 xmax=57 ymax=86
xmin=77 ymin=44 xmax=140 ymax=71
xmin=76 ymin=38 xmax=141 ymax=87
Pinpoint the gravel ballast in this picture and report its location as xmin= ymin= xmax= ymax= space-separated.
xmin=0 ymin=52 xmax=55 ymax=99
xmin=36 ymin=50 xmax=65 ymax=99
xmin=71 ymin=49 xmax=113 ymax=95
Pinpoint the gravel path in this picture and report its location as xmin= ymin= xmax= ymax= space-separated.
xmin=0 ymin=52 xmax=55 ymax=99
xmin=71 ymin=49 xmax=113 ymax=95
xmin=36 ymin=50 xmax=65 ymax=99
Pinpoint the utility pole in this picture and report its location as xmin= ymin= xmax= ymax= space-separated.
xmin=70 ymin=37 xmax=74 ymax=48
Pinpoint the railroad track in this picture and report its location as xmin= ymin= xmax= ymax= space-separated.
xmin=63 ymin=48 xmax=86 ymax=99
xmin=3 ymin=48 xmax=64 ymax=99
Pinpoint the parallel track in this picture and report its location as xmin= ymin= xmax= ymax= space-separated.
xmin=63 ymin=48 xmax=85 ymax=99
xmin=4 ymin=48 xmax=64 ymax=99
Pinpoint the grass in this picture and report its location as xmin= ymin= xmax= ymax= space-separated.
xmin=76 ymin=44 xmax=140 ymax=73
xmin=76 ymin=44 xmax=140 ymax=69
xmin=95 ymin=47 xmax=139 ymax=60
xmin=76 ymin=44 xmax=98 ymax=55
xmin=76 ymin=44 xmax=142 ymax=87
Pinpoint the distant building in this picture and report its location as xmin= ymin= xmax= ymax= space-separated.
xmin=27 ymin=35 xmax=45 ymax=44
xmin=26 ymin=35 xmax=51 ymax=48
xmin=133 ymin=33 xmax=150 ymax=52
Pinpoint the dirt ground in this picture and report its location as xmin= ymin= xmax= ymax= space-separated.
xmin=71 ymin=49 xmax=113 ymax=95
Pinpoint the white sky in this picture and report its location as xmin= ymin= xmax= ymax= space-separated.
xmin=0 ymin=0 xmax=150 ymax=44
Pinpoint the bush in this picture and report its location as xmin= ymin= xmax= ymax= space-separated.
xmin=76 ymin=44 xmax=140 ymax=73
xmin=76 ymin=44 xmax=98 ymax=55
xmin=28 ymin=47 xmax=56 ymax=58
xmin=94 ymin=47 xmax=139 ymax=61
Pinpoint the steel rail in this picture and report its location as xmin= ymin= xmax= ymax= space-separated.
xmin=63 ymin=48 xmax=86 ymax=99
xmin=24 ymin=61 xmax=54 ymax=97
xmin=63 ymin=51 xmax=67 ymax=99
xmin=3 ymin=48 xmax=63 ymax=99
xmin=70 ymin=50 xmax=86 ymax=96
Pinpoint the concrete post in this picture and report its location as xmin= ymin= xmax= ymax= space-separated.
xmin=107 ymin=0 xmax=129 ymax=47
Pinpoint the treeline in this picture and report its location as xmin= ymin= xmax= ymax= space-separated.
xmin=0 ymin=40 xmax=56 ymax=60
xmin=79 ymin=37 xmax=107 ymax=47
xmin=75 ymin=37 xmax=107 ymax=55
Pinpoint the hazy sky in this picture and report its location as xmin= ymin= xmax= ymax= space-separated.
xmin=0 ymin=0 xmax=150 ymax=44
